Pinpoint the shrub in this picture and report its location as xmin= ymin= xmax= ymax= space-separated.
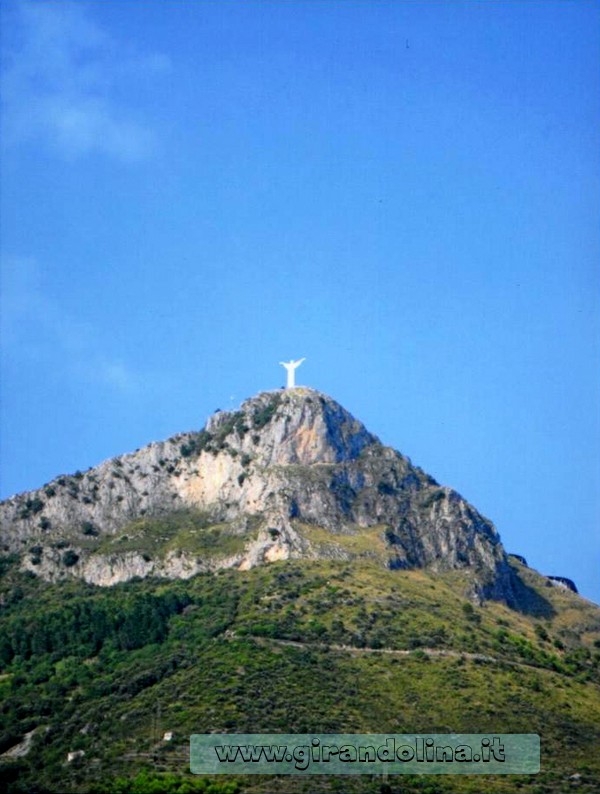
xmin=180 ymin=430 xmax=211 ymax=458
xmin=252 ymin=396 xmax=281 ymax=429
xmin=18 ymin=497 xmax=45 ymax=519
xmin=535 ymin=624 xmax=549 ymax=642
xmin=62 ymin=550 xmax=80 ymax=567
xmin=462 ymin=602 xmax=481 ymax=624
xmin=384 ymin=528 xmax=399 ymax=545
xmin=96 ymin=770 xmax=240 ymax=794
xmin=29 ymin=545 xmax=43 ymax=565
xmin=233 ymin=414 xmax=249 ymax=436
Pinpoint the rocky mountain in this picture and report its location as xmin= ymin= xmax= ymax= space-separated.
xmin=2 ymin=388 xmax=600 ymax=794
xmin=3 ymin=387 xmax=521 ymax=602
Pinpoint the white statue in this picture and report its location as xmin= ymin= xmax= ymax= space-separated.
xmin=280 ymin=357 xmax=306 ymax=389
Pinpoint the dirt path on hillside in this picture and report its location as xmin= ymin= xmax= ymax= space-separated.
xmin=231 ymin=633 xmax=543 ymax=671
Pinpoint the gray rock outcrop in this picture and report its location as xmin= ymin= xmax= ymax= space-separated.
xmin=0 ymin=387 xmax=516 ymax=602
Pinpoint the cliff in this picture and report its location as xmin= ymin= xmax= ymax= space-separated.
xmin=1 ymin=388 xmax=515 ymax=601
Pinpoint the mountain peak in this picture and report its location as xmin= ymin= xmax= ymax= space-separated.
xmin=1 ymin=387 xmax=526 ymax=605
xmin=206 ymin=388 xmax=377 ymax=467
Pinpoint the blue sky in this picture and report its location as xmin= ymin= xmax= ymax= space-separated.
xmin=1 ymin=0 xmax=598 ymax=602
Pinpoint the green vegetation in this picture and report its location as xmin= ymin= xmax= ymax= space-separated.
xmin=91 ymin=510 xmax=254 ymax=559
xmin=82 ymin=521 xmax=98 ymax=537
xmin=180 ymin=431 xmax=212 ymax=459
xmin=0 ymin=586 xmax=192 ymax=666
xmin=17 ymin=497 xmax=44 ymax=519
xmin=0 ymin=553 xmax=598 ymax=793
xmin=62 ymin=550 xmax=80 ymax=567
xmin=96 ymin=770 xmax=239 ymax=794
xmin=177 ymin=395 xmax=282 ymax=463
xmin=187 ymin=395 xmax=282 ymax=456
xmin=251 ymin=395 xmax=281 ymax=430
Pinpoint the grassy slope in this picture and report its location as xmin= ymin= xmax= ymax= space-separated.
xmin=0 ymin=553 xmax=599 ymax=794
xmin=33 ymin=509 xmax=258 ymax=560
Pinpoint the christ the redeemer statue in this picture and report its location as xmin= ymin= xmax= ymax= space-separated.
xmin=280 ymin=357 xmax=306 ymax=389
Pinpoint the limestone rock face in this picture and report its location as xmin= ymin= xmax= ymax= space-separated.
xmin=0 ymin=387 xmax=516 ymax=602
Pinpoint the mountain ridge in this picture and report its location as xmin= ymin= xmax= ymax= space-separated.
xmin=0 ymin=388 xmax=572 ymax=605
xmin=1 ymin=389 xmax=600 ymax=794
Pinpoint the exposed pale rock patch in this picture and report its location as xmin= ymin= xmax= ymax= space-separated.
xmin=1 ymin=388 xmax=521 ymax=602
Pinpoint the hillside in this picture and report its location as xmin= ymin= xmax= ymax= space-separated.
xmin=1 ymin=388 xmax=599 ymax=794
xmin=1 ymin=554 xmax=599 ymax=794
